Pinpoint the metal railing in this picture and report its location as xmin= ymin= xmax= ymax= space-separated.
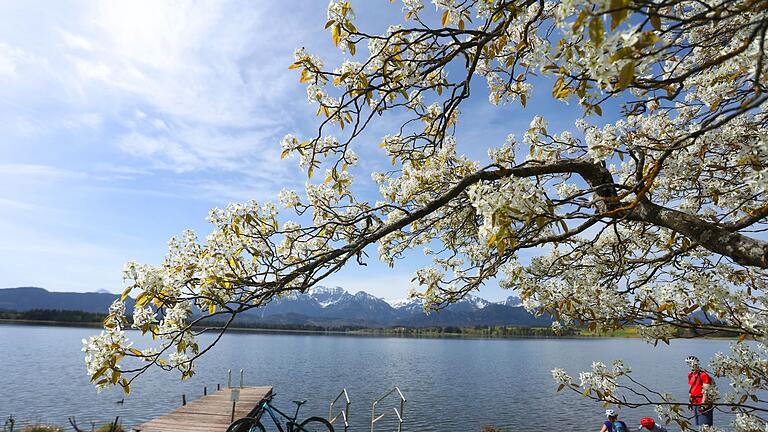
xmin=3 ymin=415 xmax=14 ymax=432
xmin=227 ymin=368 xmax=245 ymax=387
xmin=328 ymin=388 xmax=351 ymax=432
xmin=370 ymin=387 xmax=405 ymax=432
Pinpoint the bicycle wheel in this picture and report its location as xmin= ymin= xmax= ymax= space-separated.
xmin=296 ymin=416 xmax=334 ymax=432
xmin=226 ymin=417 xmax=266 ymax=432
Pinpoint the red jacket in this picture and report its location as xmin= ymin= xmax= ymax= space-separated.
xmin=688 ymin=370 xmax=713 ymax=403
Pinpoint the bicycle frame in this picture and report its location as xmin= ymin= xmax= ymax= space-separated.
xmin=250 ymin=398 xmax=303 ymax=432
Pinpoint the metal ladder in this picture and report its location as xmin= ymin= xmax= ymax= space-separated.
xmin=328 ymin=388 xmax=351 ymax=432
xmin=370 ymin=386 xmax=406 ymax=432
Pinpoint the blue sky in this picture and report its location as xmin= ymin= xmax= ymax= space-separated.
xmin=0 ymin=1 xmax=586 ymax=302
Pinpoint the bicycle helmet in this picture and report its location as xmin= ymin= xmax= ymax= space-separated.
xmin=640 ymin=417 xmax=656 ymax=428
xmin=685 ymin=355 xmax=700 ymax=367
xmin=605 ymin=409 xmax=617 ymax=418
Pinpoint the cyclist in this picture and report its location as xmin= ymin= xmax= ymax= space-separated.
xmin=638 ymin=417 xmax=667 ymax=432
xmin=600 ymin=409 xmax=629 ymax=432
xmin=686 ymin=355 xmax=714 ymax=427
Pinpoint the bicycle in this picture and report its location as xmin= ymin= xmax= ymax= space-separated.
xmin=226 ymin=393 xmax=334 ymax=432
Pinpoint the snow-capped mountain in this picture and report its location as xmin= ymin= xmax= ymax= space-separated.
xmin=323 ymin=291 xmax=397 ymax=324
xmin=0 ymin=286 xmax=547 ymax=328
xmin=502 ymin=296 xmax=522 ymax=307
xmin=446 ymin=294 xmax=491 ymax=313
xmin=244 ymin=286 xmax=548 ymax=328
xmin=308 ymin=286 xmax=353 ymax=307
xmin=388 ymin=297 xmax=425 ymax=314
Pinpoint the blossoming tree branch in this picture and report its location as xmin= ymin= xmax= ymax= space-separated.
xmin=84 ymin=0 xmax=767 ymax=429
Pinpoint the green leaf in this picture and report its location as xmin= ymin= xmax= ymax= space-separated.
xmin=135 ymin=292 xmax=151 ymax=307
xmin=572 ymin=10 xmax=588 ymax=32
xmin=649 ymin=9 xmax=661 ymax=30
xmin=331 ymin=25 xmax=341 ymax=47
xmin=110 ymin=370 xmax=121 ymax=385
xmin=90 ymin=365 xmax=109 ymax=382
xmin=441 ymin=10 xmax=450 ymax=26
xmin=589 ymin=17 xmax=604 ymax=46
xmin=535 ymin=215 xmax=548 ymax=228
xmin=618 ymin=61 xmax=635 ymax=90
xmin=609 ymin=47 xmax=634 ymax=62
xmin=610 ymin=0 xmax=630 ymax=31
xmin=120 ymin=286 xmax=132 ymax=301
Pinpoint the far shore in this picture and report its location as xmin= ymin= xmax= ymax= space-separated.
xmin=0 ymin=318 xmax=570 ymax=339
xmin=0 ymin=318 xmax=739 ymax=341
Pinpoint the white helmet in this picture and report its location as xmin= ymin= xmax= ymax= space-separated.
xmin=605 ymin=409 xmax=617 ymax=418
xmin=685 ymin=356 xmax=700 ymax=366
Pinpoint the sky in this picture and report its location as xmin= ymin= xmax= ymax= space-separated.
xmin=0 ymin=1 xmax=586 ymax=302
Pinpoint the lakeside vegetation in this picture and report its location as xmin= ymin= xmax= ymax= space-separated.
xmin=347 ymin=325 xmax=579 ymax=338
xmin=0 ymin=309 xmax=569 ymax=337
xmin=0 ymin=309 xmax=107 ymax=323
xmin=1 ymin=309 xmax=739 ymax=340
xmin=577 ymin=325 xmax=741 ymax=339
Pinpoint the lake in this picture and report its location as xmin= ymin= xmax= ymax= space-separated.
xmin=0 ymin=324 xmax=733 ymax=431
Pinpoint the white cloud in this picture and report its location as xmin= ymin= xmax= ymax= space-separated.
xmin=0 ymin=43 xmax=20 ymax=76
xmin=73 ymin=1 xmax=305 ymax=125
xmin=57 ymin=28 xmax=93 ymax=51
xmin=0 ymin=1 xmax=432 ymax=295
xmin=0 ymin=1 xmax=321 ymax=176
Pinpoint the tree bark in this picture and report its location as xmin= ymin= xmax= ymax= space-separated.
xmin=630 ymin=199 xmax=768 ymax=268
xmin=501 ymin=158 xmax=768 ymax=268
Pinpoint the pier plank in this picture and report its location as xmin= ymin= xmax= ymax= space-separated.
xmin=133 ymin=387 xmax=272 ymax=432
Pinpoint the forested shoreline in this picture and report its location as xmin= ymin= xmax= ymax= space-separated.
xmin=0 ymin=309 xmax=738 ymax=340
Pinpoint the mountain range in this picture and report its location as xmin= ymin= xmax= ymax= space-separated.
xmin=0 ymin=286 xmax=550 ymax=328
xmin=0 ymin=286 xmax=135 ymax=314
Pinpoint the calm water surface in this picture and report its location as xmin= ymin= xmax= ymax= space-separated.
xmin=0 ymin=324 xmax=733 ymax=431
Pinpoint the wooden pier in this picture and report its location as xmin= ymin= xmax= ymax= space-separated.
xmin=133 ymin=386 xmax=272 ymax=432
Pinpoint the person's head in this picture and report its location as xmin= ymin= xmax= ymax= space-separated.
xmin=605 ymin=409 xmax=618 ymax=421
xmin=640 ymin=417 xmax=656 ymax=430
xmin=685 ymin=355 xmax=701 ymax=371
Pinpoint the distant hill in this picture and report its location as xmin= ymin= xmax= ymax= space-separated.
xmin=0 ymin=286 xmax=548 ymax=328
xmin=0 ymin=286 xmax=133 ymax=313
